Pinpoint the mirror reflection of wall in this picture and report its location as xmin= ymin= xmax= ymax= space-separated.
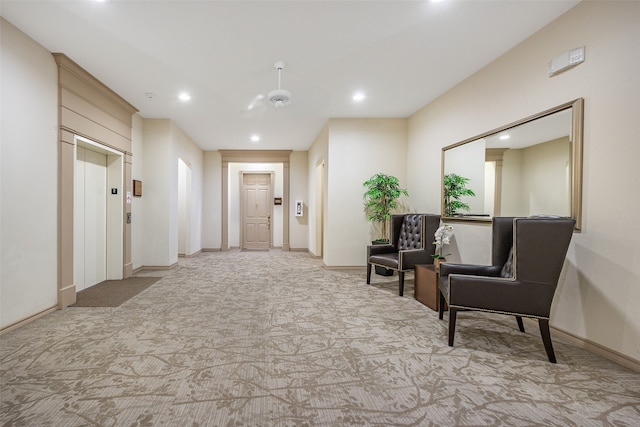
xmin=444 ymin=138 xmax=485 ymax=215
xmin=441 ymin=98 xmax=582 ymax=229
xmin=498 ymin=137 xmax=571 ymax=217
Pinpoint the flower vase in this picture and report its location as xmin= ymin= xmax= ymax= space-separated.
xmin=434 ymin=257 xmax=445 ymax=273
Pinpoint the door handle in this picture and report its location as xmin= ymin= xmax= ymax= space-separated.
xmin=267 ymin=215 xmax=271 ymax=230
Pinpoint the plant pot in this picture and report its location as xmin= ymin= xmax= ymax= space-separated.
xmin=372 ymin=240 xmax=394 ymax=276
xmin=375 ymin=265 xmax=394 ymax=276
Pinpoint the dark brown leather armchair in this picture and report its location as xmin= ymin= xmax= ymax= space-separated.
xmin=367 ymin=213 xmax=441 ymax=296
xmin=438 ymin=216 xmax=575 ymax=363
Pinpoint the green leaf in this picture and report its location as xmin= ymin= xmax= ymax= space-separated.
xmin=363 ymin=173 xmax=409 ymax=240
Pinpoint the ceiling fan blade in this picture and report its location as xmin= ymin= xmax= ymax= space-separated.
xmin=246 ymin=94 xmax=265 ymax=112
xmin=241 ymin=93 xmax=268 ymax=118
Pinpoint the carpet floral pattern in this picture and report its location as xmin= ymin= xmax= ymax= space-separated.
xmin=1 ymin=251 xmax=639 ymax=426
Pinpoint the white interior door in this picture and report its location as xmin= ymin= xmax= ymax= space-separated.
xmin=242 ymin=173 xmax=271 ymax=250
xmin=74 ymin=146 xmax=107 ymax=291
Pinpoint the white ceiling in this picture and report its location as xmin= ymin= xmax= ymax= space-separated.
xmin=1 ymin=0 xmax=580 ymax=151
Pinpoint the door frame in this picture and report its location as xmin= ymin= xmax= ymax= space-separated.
xmin=220 ymin=150 xmax=291 ymax=251
xmin=240 ymin=171 xmax=274 ymax=250
xmin=74 ymin=135 xmax=124 ymax=290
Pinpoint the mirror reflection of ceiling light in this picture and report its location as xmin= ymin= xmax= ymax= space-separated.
xmin=499 ymin=134 xmax=510 ymax=140
xmin=250 ymin=135 xmax=261 ymax=142
xmin=178 ymin=92 xmax=191 ymax=101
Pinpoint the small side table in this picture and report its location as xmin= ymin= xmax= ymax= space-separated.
xmin=414 ymin=264 xmax=442 ymax=311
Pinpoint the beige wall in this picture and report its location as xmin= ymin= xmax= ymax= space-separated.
xmin=408 ymin=1 xmax=640 ymax=362
xmin=131 ymin=114 xmax=145 ymax=270
xmin=138 ymin=119 xmax=204 ymax=266
xmin=171 ymin=122 xmax=204 ymax=256
xmin=307 ymin=124 xmax=329 ymax=258
xmin=289 ymin=151 xmax=309 ymax=251
xmin=324 ymin=118 xmax=409 ymax=267
xmin=203 ymin=151 xmax=223 ymax=250
xmin=140 ymin=119 xmax=173 ymax=266
xmin=0 ymin=19 xmax=59 ymax=328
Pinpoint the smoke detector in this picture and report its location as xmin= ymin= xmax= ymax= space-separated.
xmin=268 ymin=61 xmax=291 ymax=108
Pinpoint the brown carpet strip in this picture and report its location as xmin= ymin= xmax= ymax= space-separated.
xmin=71 ymin=276 xmax=161 ymax=307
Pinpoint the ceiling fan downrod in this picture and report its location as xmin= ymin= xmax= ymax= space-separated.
xmin=268 ymin=61 xmax=291 ymax=108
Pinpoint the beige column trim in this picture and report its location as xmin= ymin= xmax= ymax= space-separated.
xmin=58 ymin=136 xmax=76 ymax=309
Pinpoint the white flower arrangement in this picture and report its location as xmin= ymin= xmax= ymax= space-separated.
xmin=433 ymin=224 xmax=454 ymax=259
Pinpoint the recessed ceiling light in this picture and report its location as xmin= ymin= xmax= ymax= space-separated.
xmin=250 ymin=134 xmax=261 ymax=142
xmin=144 ymin=92 xmax=156 ymax=99
xmin=499 ymin=134 xmax=510 ymax=140
xmin=352 ymin=92 xmax=366 ymax=102
xmin=178 ymin=92 xmax=191 ymax=102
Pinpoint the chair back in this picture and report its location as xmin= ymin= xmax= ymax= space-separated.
xmin=491 ymin=217 xmax=515 ymax=268
xmin=396 ymin=214 xmax=422 ymax=250
xmin=390 ymin=213 xmax=441 ymax=255
xmin=514 ymin=217 xmax=575 ymax=286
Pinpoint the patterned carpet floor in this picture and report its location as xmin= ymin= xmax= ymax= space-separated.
xmin=1 ymin=250 xmax=639 ymax=426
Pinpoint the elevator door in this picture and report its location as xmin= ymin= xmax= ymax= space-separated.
xmin=74 ymin=146 xmax=107 ymax=291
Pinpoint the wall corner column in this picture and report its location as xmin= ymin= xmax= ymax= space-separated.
xmin=58 ymin=130 xmax=76 ymax=309
xmin=123 ymin=153 xmax=133 ymax=277
xmin=221 ymin=160 xmax=229 ymax=251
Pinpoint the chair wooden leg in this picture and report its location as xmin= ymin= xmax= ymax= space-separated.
xmin=516 ymin=316 xmax=525 ymax=333
xmin=398 ymin=271 xmax=405 ymax=296
xmin=366 ymin=263 xmax=372 ymax=284
xmin=448 ymin=308 xmax=457 ymax=346
xmin=438 ymin=290 xmax=445 ymax=320
xmin=538 ymin=319 xmax=557 ymax=363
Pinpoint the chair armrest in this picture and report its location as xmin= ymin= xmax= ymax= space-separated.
xmin=367 ymin=244 xmax=396 ymax=257
xmin=439 ymin=263 xmax=501 ymax=277
xmin=446 ymin=275 xmax=556 ymax=317
xmin=398 ymin=249 xmax=431 ymax=270
xmin=398 ymin=249 xmax=433 ymax=270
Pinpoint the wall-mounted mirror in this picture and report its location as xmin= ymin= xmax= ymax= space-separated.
xmin=442 ymin=98 xmax=583 ymax=230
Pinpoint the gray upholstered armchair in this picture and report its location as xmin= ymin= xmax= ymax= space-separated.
xmin=438 ymin=216 xmax=575 ymax=363
xmin=367 ymin=213 xmax=441 ymax=296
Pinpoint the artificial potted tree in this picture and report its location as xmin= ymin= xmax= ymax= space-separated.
xmin=363 ymin=173 xmax=409 ymax=275
xmin=443 ymin=173 xmax=475 ymax=217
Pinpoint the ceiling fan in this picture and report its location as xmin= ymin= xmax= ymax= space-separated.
xmin=244 ymin=61 xmax=292 ymax=114
xmin=268 ymin=61 xmax=291 ymax=108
